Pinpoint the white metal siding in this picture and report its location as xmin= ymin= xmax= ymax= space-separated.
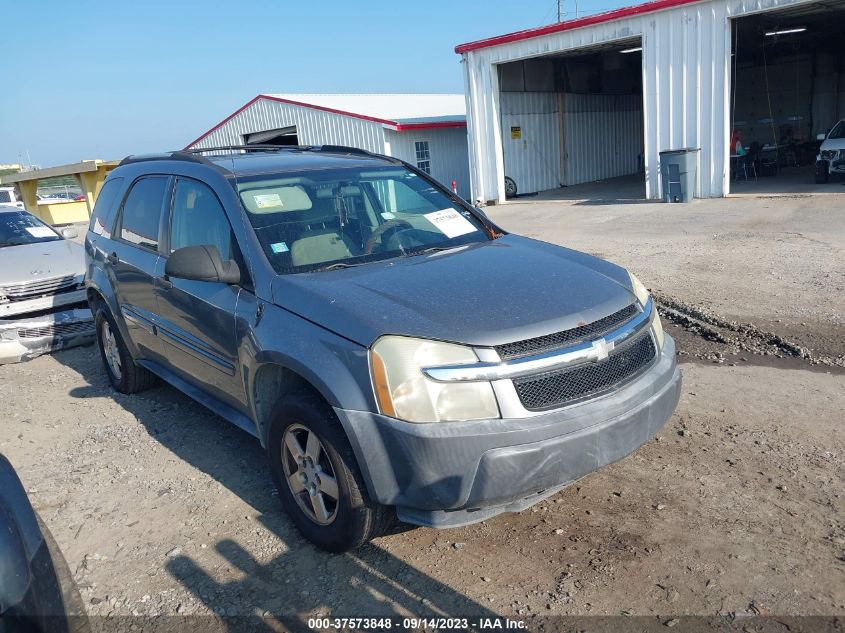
xmin=461 ymin=0 xmax=823 ymax=202
xmin=385 ymin=128 xmax=472 ymax=200
xmin=499 ymin=92 xmax=561 ymax=194
xmin=562 ymin=93 xmax=643 ymax=186
xmin=190 ymin=98 xmax=387 ymax=153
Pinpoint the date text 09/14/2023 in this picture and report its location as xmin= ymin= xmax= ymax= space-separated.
xmin=307 ymin=617 xmax=527 ymax=630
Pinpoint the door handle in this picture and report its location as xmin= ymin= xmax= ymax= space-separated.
xmin=107 ymin=252 xmax=119 ymax=265
xmin=156 ymin=276 xmax=173 ymax=290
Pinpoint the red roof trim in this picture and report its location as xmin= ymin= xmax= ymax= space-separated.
xmin=184 ymin=95 xmax=262 ymax=148
xmin=186 ymin=94 xmax=467 ymax=148
xmin=395 ymin=120 xmax=467 ymax=131
xmin=455 ymin=0 xmax=704 ymax=54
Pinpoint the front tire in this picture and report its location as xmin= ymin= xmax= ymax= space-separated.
xmin=94 ymin=306 xmax=156 ymax=394
xmin=504 ymin=176 xmax=518 ymax=198
xmin=267 ymin=394 xmax=393 ymax=552
xmin=815 ymin=161 xmax=829 ymax=184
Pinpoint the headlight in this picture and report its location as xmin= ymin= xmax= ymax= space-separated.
xmin=370 ymin=336 xmax=500 ymax=423
xmin=821 ymin=150 xmax=837 ymax=160
xmin=628 ymin=271 xmax=650 ymax=306
xmin=628 ymin=271 xmax=665 ymax=349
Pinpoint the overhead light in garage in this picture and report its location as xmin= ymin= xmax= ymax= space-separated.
xmin=764 ymin=27 xmax=806 ymax=36
xmin=619 ymin=46 xmax=642 ymax=53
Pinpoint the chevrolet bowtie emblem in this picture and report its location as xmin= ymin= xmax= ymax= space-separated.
xmin=590 ymin=338 xmax=615 ymax=361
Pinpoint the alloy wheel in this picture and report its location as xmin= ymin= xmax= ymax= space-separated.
xmin=101 ymin=321 xmax=122 ymax=380
xmin=281 ymin=424 xmax=339 ymax=525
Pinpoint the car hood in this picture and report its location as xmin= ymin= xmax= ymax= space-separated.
xmin=271 ymin=234 xmax=638 ymax=348
xmin=0 ymin=239 xmax=85 ymax=284
xmin=820 ymin=138 xmax=845 ymax=152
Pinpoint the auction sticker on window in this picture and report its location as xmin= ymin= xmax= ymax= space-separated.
xmin=423 ymin=209 xmax=476 ymax=239
xmin=26 ymin=226 xmax=56 ymax=238
xmin=253 ymin=193 xmax=283 ymax=209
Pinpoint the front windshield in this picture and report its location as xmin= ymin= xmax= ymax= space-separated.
xmin=0 ymin=210 xmax=61 ymax=247
xmin=828 ymin=121 xmax=845 ymax=139
xmin=234 ymin=166 xmax=489 ymax=273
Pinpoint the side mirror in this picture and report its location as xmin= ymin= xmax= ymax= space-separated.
xmin=165 ymin=245 xmax=241 ymax=284
xmin=817 ymin=133 xmax=827 ymax=141
xmin=60 ymin=226 xmax=78 ymax=240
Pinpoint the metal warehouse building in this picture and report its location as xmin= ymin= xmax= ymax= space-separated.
xmin=457 ymin=0 xmax=845 ymax=203
xmin=186 ymin=94 xmax=471 ymax=199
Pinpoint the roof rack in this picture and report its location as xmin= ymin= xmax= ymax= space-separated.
xmin=185 ymin=144 xmax=293 ymax=154
xmin=185 ymin=144 xmax=377 ymax=157
xmin=118 ymin=144 xmax=400 ymax=168
xmin=118 ymin=151 xmax=215 ymax=167
xmin=314 ymin=145 xmax=372 ymax=157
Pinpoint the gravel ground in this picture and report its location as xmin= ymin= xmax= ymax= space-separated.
xmin=1 ymin=195 xmax=843 ymax=629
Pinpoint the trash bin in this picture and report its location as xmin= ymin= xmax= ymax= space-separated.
xmin=659 ymin=148 xmax=699 ymax=203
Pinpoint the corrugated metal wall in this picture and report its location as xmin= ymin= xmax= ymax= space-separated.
xmin=386 ymin=127 xmax=472 ymax=199
xmin=562 ymin=93 xmax=643 ymax=186
xmin=461 ymin=0 xmax=822 ymax=203
xmin=189 ymin=98 xmax=472 ymax=199
xmin=190 ymin=98 xmax=386 ymax=153
xmin=499 ymin=92 xmax=561 ymax=194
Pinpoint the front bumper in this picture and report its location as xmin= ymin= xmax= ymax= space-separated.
xmin=0 ymin=288 xmax=87 ymax=318
xmin=817 ymin=155 xmax=845 ymax=175
xmin=0 ymin=308 xmax=94 ymax=364
xmin=335 ymin=335 xmax=681 ymax=528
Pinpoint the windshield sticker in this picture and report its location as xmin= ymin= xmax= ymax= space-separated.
xmin=270 ymin=241 xmax=289 ymax=254
xmin=423 ymin=209 xmax=476 ymax=239
xmin=25 ymin=226 xmax=55 ymax=238
xmin=254 ymin=193 xmax=284 ymax=209
xmin=381 ymin=212 xmax=396 ymax=220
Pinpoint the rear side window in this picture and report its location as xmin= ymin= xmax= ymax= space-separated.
xmin=170 ymin=178 xmax=233 ymax=260
xmin=0 ymin=191 xmax=12 ymax=203
xmin=119 ymin=176 xmax=168 ymax=250
xmin=89 ymin=177 xmax=125 ymax=238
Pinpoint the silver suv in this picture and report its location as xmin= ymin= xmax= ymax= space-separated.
xmin=85 ymin=145 xmax=681 ymax=552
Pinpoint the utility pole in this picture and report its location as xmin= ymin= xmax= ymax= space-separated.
xmin=557 ymin=0 xmax=562 ymax=21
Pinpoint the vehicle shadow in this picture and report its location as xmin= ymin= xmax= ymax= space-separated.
xmin=57 ymin=344 xmax=501 ymax=630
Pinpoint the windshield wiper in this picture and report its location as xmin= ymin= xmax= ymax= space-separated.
xmin=313 ymin=261 xmax=364 ymax=272
xmin=416 ymin=245 xmax=466 ymax=255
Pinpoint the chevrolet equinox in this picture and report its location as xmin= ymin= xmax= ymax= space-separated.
xmin=84 ymin=145 xmax=681 ymax=552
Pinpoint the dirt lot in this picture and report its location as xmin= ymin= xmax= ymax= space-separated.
xmin=1 ymin=194 xmax=843 ymax=629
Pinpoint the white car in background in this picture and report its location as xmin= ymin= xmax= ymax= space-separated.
xmin=0 ymin=187 xmax=24 ymax=209
xmin=816 ymin=119 xmax=845 ymax=183
xmin=0 ymin=205 xmax=93 ymax=363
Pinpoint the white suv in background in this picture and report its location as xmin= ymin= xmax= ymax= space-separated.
xmin=816 ymin=119 xmax=845 ymax=184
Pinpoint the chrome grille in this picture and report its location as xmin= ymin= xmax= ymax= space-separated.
xmin=17 ymin=321 xmax=94 ymax=339
xmin=496 ymin=303 xmax=640 ymax=361
xmin=0 ymin=275 xmax=79 ymax=301
xmin=513 ymin=332 xmax=657 ymax=411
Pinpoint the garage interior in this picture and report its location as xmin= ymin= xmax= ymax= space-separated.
xmin=730 ymin=0 xmax=845 ymax=193
xmin=497 ymin=40 xmax=645 ymax=201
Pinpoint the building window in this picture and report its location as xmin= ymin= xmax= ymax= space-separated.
xmin=415 ymin=141 xmax=431 ymax=174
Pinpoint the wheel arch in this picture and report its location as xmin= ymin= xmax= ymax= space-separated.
xmin=250 ymin=359 xmax=366 ymax=444
xmin=249 ymin=359 xmax=381 ymax=503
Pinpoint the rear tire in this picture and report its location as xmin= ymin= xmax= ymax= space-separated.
xmin=267 ymin=394 xmax=394 ymax=552
xmin=94 ymin=305 xmax=156 ymax=394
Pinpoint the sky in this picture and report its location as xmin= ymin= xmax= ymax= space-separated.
xmin=1 ymin=0 xmax=632 ymax=167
